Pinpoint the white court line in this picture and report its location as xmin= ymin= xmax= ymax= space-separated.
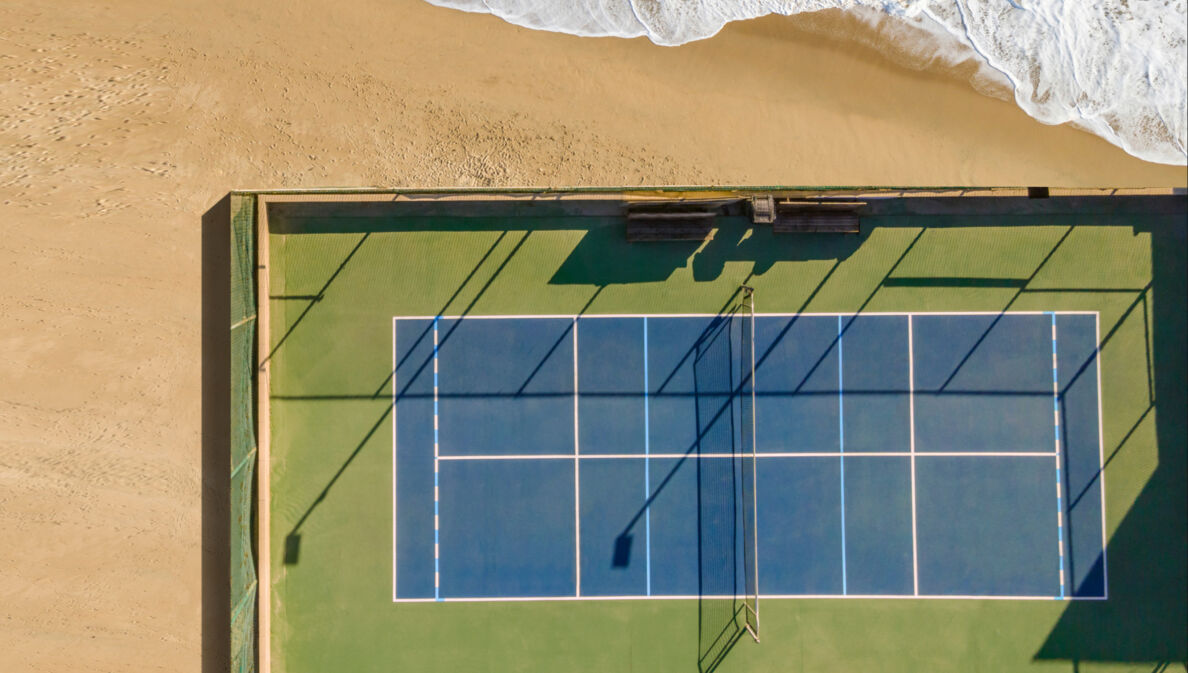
xmin=390 ymin=311 xmax=1107 ymax=601
xmin=643 ymin=316 xmax=652 ymax=597
xmin=837 ymin=315 xmax=847 ymax=596
xmin=436 ymin=451 xmax=1059 ymax=460
xmin=388 ymin=593 xmax=1108 ymax=603
xmin=1095 ymin=312 xmax=1109 ymax=599
xmin=908 ymin=315 xmax=919 ymax=597
xmin=572 ymin=317 xmax=581 ymax=598
xmin=392 ymin=311 xmax=1099 ymax=321
xmin=399 ymin=318 xmax=403 ymax=604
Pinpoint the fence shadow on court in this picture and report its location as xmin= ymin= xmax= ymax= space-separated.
xmin=855 ymin=195 xmax=1186 ymax=670
xmin=1029 ymin=208 xmax=1187 ymax=671
xmin=858 ymin=196 xmax=1185 ymax=670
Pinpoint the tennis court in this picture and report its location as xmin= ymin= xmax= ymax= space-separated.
xmin=233 ymin=188 xmax=1187 ymax=673
xmin=392 ymin=311 xmax=1106 ymax=603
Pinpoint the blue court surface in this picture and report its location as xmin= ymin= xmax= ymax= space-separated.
xmin=391 ymin=312 xmax=1107 ymax=602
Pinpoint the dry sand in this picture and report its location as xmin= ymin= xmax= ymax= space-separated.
xmin=0 ymin=0 xmax=1184 ymax=670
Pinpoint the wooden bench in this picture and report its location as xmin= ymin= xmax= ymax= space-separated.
xmin=772 ymin=201 xmax=863 ymax=234
xmin=625 ymin=210 xmax=716 ymax=242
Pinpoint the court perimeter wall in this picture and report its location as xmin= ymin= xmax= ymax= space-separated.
xmin=228 ymin=186 xmax=1184 ymax=673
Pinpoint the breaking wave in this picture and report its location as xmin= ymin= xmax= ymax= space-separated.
xmin=427 ymin=0 xmax=1187 ymax=166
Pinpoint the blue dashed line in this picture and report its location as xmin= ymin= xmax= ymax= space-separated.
xmin=1050 ymin=312 xmax=1066 ymax=600
xmin=434 ymin=316 xmax=441 ymax=602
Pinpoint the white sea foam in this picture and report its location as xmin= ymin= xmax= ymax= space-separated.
xmin=427 ymin=0 xmax=1187 ymax=166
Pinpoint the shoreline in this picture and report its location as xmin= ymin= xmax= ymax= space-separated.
xmin=736 ymin=8 xmax=1016 ymax=102
xmin=405 ymin=5 xmax=1185 ymax=186
xmin=428 ymin=2 xmax=1186 ymax=170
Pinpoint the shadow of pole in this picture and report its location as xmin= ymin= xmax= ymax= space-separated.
xmin=263 ymin=232 xmax=370 ymax=367
xmin=935 ymin=225 xmax=1074 ymax=390
xmin=745 ymin=227 xmax=923 ymax=404
xmin=372 ymin=231 xmax=531 ymax=401
xmin=370 ymin=231 xmax=510 ymax=397
xmin=283 ymin=405 xmax=392 ymax=564
xmin=284 ymin=230 xmax=534 ymax=563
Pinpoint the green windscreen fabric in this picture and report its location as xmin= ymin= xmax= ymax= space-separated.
xmin=230 ymin=194 xmax=258 ymax=673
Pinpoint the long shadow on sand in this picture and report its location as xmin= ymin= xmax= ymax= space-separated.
xmin=201 ymin=195 xmax=232 ymax=673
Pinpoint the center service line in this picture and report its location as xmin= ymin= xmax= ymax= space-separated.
xmin=573 ymin=317 xmax=581 ymax=598
xmin=837 ymin=315 xmax=848 ymax=596
xmin=643 ymin=317 xmax=652 ymax=597
xmin=908 ymin=315 xmax=920 ymax=596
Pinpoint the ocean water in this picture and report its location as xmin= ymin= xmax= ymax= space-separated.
xmin=426 ymin=0 xmax=1187 ymax=166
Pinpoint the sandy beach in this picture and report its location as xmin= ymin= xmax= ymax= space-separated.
xmin=0 ymin=0 xmax=1184 ymax=670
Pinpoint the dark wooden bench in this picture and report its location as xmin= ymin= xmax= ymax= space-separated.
xmin=772 ymin=201 xmax=863 ymax=234
xmin=625 ymin=210 xmax=716 ymax=242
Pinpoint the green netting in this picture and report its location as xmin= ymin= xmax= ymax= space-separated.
xmin=231 ymin=458 xmax=256 ymax=670
xmin=231 ymin=195 xmax=256 ymax=329
xmin=230 ymin=194 xmax=258 ymax=673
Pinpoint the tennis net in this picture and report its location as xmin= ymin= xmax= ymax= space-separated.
xmin=738 ymin=286 xmax=759 ymax=642
xmin=693 ymin=287 xmax=760 ymax=671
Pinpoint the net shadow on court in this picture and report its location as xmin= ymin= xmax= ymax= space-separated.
xmin=692 ymin=311 xmax=747 ymax=673
xmin=593 ymin=302 xmax=760 ymax=672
